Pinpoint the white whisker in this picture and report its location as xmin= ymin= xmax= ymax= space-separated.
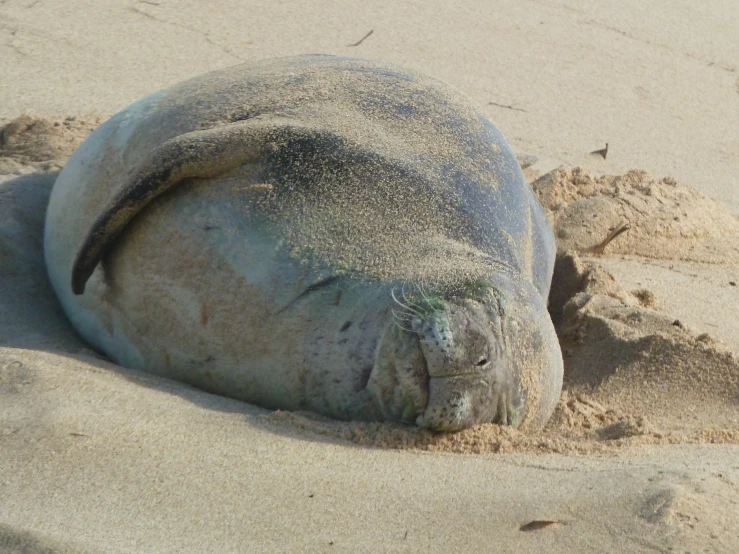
xmin=391 ymin=287 xmax=423 ymax=319
xmin=400 ymin=283 xmax=427 ymax=313
xmin=391 ymin=318 xmax=415 ymax=333
xmin=416 ymin=280 xmax=433 ymax=305
xmin=391 ymin=308 xmax=414 ymax=322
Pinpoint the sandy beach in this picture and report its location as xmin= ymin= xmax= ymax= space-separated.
xmin=1 ymin=1 xmax=738 ymax=552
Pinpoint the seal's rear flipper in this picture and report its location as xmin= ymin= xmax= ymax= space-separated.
xmin=71 ymin=117 xmax=300 ymax=295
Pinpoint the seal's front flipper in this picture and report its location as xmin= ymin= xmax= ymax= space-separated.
xmin=71 ymin=117 xmax=301 ymax=295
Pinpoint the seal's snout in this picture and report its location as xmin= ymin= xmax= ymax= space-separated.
xmin=409 ymin=301 xmax=518 ymax=432
xmin=415 ymin=376 xmax=484 ymax=431
xmin=416 ymin=373 xmax=519 ymax=432
xmin=368 ymin=293 xmax=523 ymax=432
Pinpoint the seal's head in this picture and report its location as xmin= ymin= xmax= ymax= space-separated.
xmin=367 ymin=277 xmax=563 ymax=432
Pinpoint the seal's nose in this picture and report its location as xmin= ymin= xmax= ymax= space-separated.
xmin=416 ymin=375 xmax=496 ymax=432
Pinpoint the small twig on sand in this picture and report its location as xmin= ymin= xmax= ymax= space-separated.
xmin=520 ymin=520 xmax=561 ymax=532
xmin=590 ymin=142 xmax=609 ymax=159
xmin=585 ymin=222 xmax=631 ymax=255
xmin=138 ymin=0 xmax=160 ymax=5
xmin=347 ymin=30 xmax=374 ymax=47
xmin=489 ymin=101 xmax=528 ymax=113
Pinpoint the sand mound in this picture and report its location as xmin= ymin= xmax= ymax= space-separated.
xmin=532 ymin=167 xmax=739 ymax=265
xmin=552 ymin=252 xmax=739 ymax=432
xmin=0 ymin=115 xmax=100 ymax=177
xmin=1 ymin=118 xmax=737 ymax=456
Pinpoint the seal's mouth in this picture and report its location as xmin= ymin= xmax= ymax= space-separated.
xmin=415 ymin=370 xmax=521 ymax=432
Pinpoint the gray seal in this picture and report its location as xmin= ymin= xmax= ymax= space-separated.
xmin=44 ymin=55 xmax=563 ymax=431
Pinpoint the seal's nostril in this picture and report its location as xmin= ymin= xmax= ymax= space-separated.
xmin=475 ymin=357 xmax=488 ymax=366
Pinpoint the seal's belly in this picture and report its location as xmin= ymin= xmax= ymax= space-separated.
xmin=70 ymin=179 xmax=385 ymax=420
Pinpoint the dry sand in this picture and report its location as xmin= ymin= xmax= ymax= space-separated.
xmin=1 ymin=1 xmax=738 ymax=552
